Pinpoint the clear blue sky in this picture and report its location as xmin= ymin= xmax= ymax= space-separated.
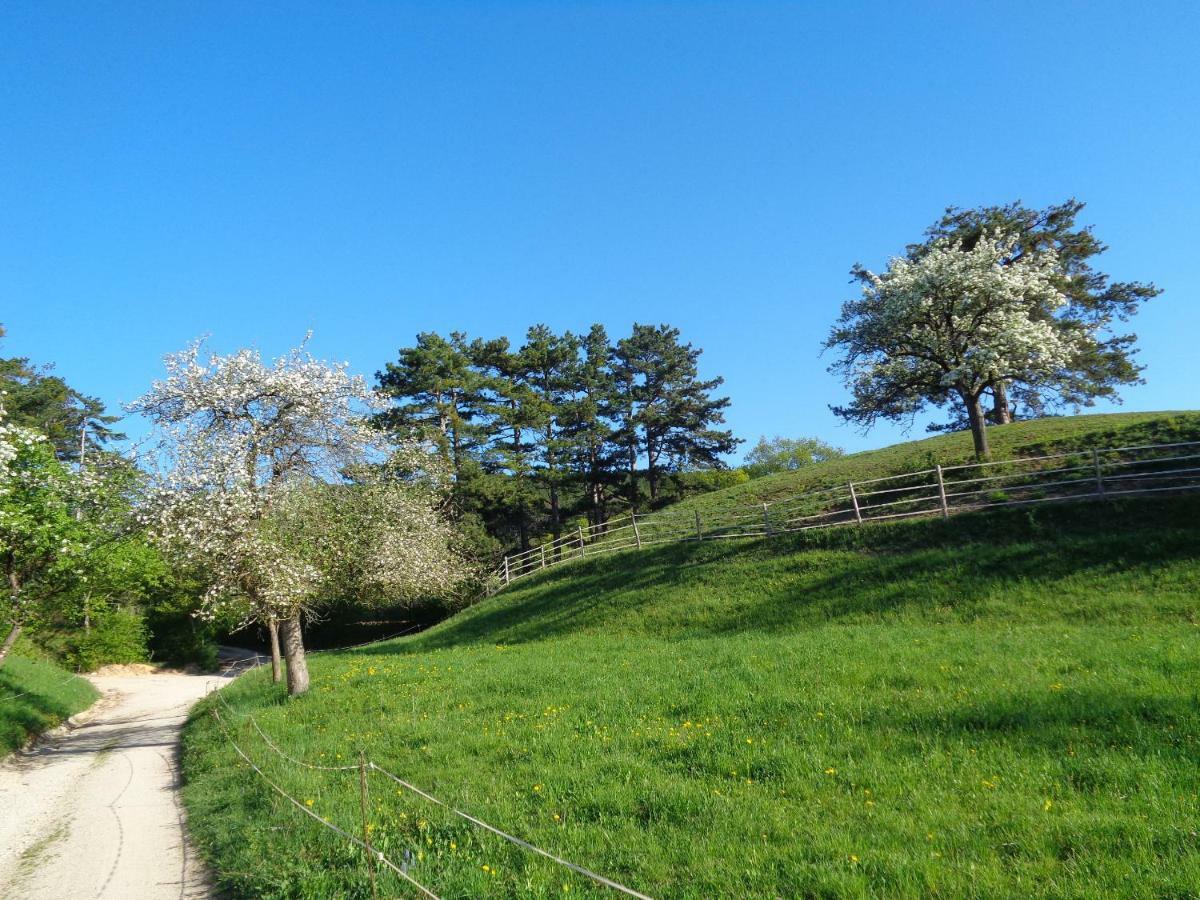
xmin=2 ymin=1 xmax=1196 ymax=457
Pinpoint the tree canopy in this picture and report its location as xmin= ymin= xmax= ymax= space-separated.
xmin=827 ymin=201 xmax=1156 ymax=459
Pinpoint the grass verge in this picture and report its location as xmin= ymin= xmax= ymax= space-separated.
xmin=0 ymin=650 xmax=99 ymax=754
xmin=183 ymin=496 xmax=1200 ymax=898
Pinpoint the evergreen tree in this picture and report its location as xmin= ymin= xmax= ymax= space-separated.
xmin=0 ymin=326 xmax=124 ymax=461
xmin=560 ymin=324 xmax=619 ymax=526
xmin=517 ymin=325 xmax=581 ymax=540
xmin=374 ymin=332 xmax=487 ymax=476
xmin=612 ymin=324 xmax=739 ymax=504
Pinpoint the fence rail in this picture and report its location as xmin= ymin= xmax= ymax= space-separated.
xmin=485 ymin=439 xmax=1200 ymax=593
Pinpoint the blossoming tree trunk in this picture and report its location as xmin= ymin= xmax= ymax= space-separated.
xmin=964 ymin=391 xmax=991 ymax=460
xmin=267 ymin=617 xmax=282 ymax=684
xmin=280 ymin=615 xmax=310 ymax=696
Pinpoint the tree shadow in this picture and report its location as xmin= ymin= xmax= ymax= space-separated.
xmin=349 ymin=497 xmax=1200 ymax=654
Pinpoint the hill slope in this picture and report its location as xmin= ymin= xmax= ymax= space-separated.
xmin=184 ymin=492 xmax=1200 ymax=898
xmin=663 ymin=410 xmax=1200 ymax=516
xmin=0 ymin=649 xmax=98 ymax=753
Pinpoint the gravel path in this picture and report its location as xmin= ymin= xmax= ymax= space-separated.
xmin=0 ymin=671 xmax=234 ymax=899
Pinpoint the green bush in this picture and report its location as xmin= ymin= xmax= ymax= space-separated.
xmin=68 ymin=607 xmax=150 ymax=671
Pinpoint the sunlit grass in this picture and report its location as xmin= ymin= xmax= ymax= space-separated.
xmin=183 ymin=497 xmax=1200 ymax=898
xmin=0 ymin=650 xmax=98 ymax=753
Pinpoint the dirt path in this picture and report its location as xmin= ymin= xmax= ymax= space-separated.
xmin=0 ymin=671 xmax=234 ymax=899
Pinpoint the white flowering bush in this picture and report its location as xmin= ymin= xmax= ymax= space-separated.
xmin=130 ymin=340 xmax=471 ymax=694
xmin=826 ymin=234 xmax=1098 ymax=458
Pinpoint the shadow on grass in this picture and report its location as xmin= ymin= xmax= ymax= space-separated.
xmin=349 ymin=497 xmax=1200 ymax=655
xmin=871 ymin=688 xmax=1200 ymax=764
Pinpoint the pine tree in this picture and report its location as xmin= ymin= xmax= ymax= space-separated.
xmin=517 ymin=325 xmax=581 ymax=541
xmin=374 ymin=332 xmax=487 ymax=476
xmin=559 ymin=324 xmax=618 ymax=526
xmin=612 ymin=324 xmax=740 ymax=504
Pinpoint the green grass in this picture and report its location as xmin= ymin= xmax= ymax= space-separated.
xmin=183 ymin=495 xmax=1200 ymax=898
xmin=664 ymin=410 xmax=1200 ymax=517
xmin=0 ymin=648 xmax=99 ymax=753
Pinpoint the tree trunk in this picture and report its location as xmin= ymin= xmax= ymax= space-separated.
xmin=964 ymin=392 xmax=991 ymax=460
xmin=0 ymin=622 xmax=22 ymax=668
xmin=267 ymin=617 xmax=283 ymax=684
xmin=991 ymin=381 xmax=1013 ymax=425
xmin=279 ymin=615 xmax=310 ymax=696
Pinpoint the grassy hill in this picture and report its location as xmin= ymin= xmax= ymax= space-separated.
xmin=183 ymin=484 xmax=1200 ymax=897
xmin=0 ymin=645 xmax=98 ymax=753
xmin=663 ymin=410 xmax=1200 ymax=517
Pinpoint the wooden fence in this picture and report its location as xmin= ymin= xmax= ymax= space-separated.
xmin=485 ymin=438 xmax=1200 ymax=594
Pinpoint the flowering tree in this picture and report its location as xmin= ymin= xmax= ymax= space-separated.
xmin=131 ymin=341 xmax=471 ymax=695
xmin=824 ymin=235 xmax=1106 ymax=459
xmin=0 ymin=402 xmax=83 ymax=666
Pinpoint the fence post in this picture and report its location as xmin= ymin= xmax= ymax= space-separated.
xmin=1092 ymin=448 xmax=1106 ymax=496
xmin=935 ymin=466 xmax=949 ymax=518
xmin=540 ymin=544 xmax=547 ymax=568
xmin=762 ymin=502 xmax=773 ymax=535
xmin=632 ymin=514 xmax=642 ymax=549
xmin=502 ymin=556 xmax=510 ymax=585
xmin=694 ymin=509 xmax=703 ymax=540
xmin=848 ymin=482 xmax=863 ymax=525
xmin=359 ymin=752 xmax=378 ymax=900
xmin=578 ymin=525 xmax=586 ymax=557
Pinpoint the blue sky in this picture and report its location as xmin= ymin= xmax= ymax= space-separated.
xmin=2 ymin=1 xmax=1196 ymax=457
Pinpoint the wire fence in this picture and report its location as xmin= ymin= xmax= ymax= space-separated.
xmin=209 ymin=688 xmax=654 ymax=898
xmin=485 ymin=438 xmax=1200 ymax=592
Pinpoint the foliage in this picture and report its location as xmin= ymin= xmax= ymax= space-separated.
xmin=827 ymin=202 xmax=1156 ymax=458
xmin=0 ymin=406 xmax=88 ymax=662
xmin=67 ymin=607 xmax=150 ymax=671
xmin=915 ymin=199 xmax=1158 ymax=429
xmin=182 ymin=496 xmax=1200 ymax=897
xmin=376 ymin=322 xmax=738 ymax=555
xmin=0 ymin=649 xmax=98 ymax=753
xmin=743 ymin=435 xmax=844 ymax=478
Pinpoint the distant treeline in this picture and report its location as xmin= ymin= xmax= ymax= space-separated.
xmin=375 ymin=323 xmax=740 ymax=556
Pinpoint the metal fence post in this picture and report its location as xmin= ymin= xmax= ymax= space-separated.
xmin=935 ymin=466 xmax=949 ymax=518
xmin=578 ymin=525 xmax=586 ymax=557
xmin=762 ymin=502 xmax=773 ymax=535
xmin=540 ymin=544 xmax=547 ymax=568
xmin=848 ymin=482 xmax=863 ymax=525
xmin=632 ymin=514 xmax=642 ymax=549
xmin=502 ymin=556 xmax=510 ymax=584
xmin=694 ymin=509 xmax=703 ymax=540
xmin=1092 ymin=448 xmax=1106 ymax=496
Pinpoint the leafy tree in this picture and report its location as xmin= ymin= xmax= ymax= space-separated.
xmin=612 ymin=324 xmax=740 ymax=504
xmin=826 ymin=234 xmax=1114 ymax=459
xmin=0 ymin=412 xmax=81 ymax=665
xmin=744 ymin=436 xmax=844 ymax=478
xmin=132 ymin=341 xmax=471 ymax=695
xmin=909 ymin=199 xmax=1158 ymax=428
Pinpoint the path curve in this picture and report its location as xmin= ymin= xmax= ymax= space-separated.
xmin=0 ymin=670 xmax=237 ymax=899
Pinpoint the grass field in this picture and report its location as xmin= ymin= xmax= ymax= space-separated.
xmin=0 ymin=648 xmax=98 ymax=754
xmin=183 ymin=492 xmax=1200 ymax=898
